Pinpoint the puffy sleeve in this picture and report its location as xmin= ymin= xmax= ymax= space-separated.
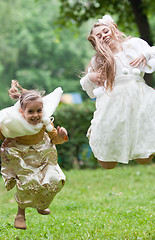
xmin=127 ymin=37 xmax=155 ymax=60
xmin=142 ymin=46 xmax=155 ymax=61
xmin=80 ymin=57 xmax=98 ymax=99
xmin=47 ymin=124 xmax=68 ymax=145
xmin=123 ymin=38 xmax=155 ymax=73
xmin=134 ymin=38 xmax=155 ymax=60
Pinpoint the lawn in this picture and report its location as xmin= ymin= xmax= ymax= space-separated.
xmin=0 ymin=164 xmax=155 ymax=240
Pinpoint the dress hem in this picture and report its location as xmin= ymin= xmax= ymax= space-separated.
xmin=95 ymin=151 xmax=155 ymax=164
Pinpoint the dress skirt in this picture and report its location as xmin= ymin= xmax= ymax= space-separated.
xmin=87 ymin=77 xmax=155 ymax=163
xmin=1 ymin=133 xmax=66 ymax=209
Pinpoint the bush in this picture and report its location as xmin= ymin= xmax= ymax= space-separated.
xmin=53 ymin=100 xmax=97 ymax=169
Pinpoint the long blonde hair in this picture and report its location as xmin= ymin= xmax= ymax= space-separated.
xmin=88 ymin=21 xmax=129 ymax=91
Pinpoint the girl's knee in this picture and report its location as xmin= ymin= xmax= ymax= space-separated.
xmin=98 ymin=160 xmax=117 ymax=169
xmin=135 ymin=154 xmax=153 ymax=165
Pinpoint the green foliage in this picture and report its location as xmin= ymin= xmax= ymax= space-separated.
xmin=58 ymin=0 xmax=155 ymax=36
xmin=53 ymin=100 xmax=97 ymax=169
xmin=0 ymin=165 xmax=155 ymax=239
xmin=58 ymin=0 xmax=132 ymax=29
xmin=0 ymin=0 xmax=93 ymax=109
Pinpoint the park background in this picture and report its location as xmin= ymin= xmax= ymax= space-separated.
xmin=0 ymin=0 xmax=155 ymax=239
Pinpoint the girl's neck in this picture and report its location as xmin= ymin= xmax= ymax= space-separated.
xmin=110 ymin=42 xmax=123 ymax=54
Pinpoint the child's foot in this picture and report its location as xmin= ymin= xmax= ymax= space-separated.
xmin=14 ymin=215 xmax=26 ymax=229
xmin=37 ymin=208 xmax=51 ymax=215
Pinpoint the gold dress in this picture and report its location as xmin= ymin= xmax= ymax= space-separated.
xmin=0 ymin=87 xmax=67 ymax=210
xmin=1 ymin=130 xmax=66 ymax=210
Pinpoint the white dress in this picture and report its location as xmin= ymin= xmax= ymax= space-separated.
xmin=80 ymin=38 xmax=155 ymax=164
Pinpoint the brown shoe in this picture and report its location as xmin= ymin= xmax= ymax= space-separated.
xmin=14 ymin=215 xmax=26 ymax=229
xmin=37 ymin=208 xmax=51 ymax=215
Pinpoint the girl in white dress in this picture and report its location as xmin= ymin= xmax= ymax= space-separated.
xmin=0 ymin=80 xmax=68 ymax=229
xmin=80 ymin=15 xmax=155 ymax=170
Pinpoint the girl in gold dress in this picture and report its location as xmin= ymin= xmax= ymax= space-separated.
xmin=0 ymin=80 xmax=68 ymax=229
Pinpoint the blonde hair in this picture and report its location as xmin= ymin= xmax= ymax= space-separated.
xmin=88 ymin=21 xmax=129 ymax=91
xmin=8 ymin=80 xmax=43 ymax=110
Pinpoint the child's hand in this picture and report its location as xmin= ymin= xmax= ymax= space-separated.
xmin=130 ymin=54 xmax=147 ymax=68
xmin=57 ymin=126 xmax=68 ymax=139
xmin=8 ymin=80 xmax=21 ymax=99
xmin=88 ymin=72 xmax=103 ymax=86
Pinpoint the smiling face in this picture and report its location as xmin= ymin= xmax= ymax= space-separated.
xmin=92 ymin=25 xmax=116 ymax=50
xmin=20 ymin=100 xmax=43 ymax=125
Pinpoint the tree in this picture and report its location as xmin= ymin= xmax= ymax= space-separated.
xmin=58 ymin=0 xmax=155 ymax=85
xmin=0 ymin=0 xmax=93 ymax=108
xmin=58 ymin=0 xmax=155 ymax=44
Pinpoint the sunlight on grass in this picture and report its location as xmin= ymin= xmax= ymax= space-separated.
xmin=0 ymin=165 xmax=155 ymax=239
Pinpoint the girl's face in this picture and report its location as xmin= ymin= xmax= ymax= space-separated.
xmin=20 ymin=100 xmax=43 ymax=125
xmin=92 ymin=25 xmax=116 ymax=50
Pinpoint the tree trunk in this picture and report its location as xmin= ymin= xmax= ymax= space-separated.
xmin=144 ymin=73 xmax=153 ymax=87
xmin=129 ymin=0 xmax=153 ymax=86
xmin=129 ymin=0 xmax=153 ymax=45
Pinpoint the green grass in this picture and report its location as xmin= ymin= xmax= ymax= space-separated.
xmin=0 ymin=164 xmax=155 ymax=240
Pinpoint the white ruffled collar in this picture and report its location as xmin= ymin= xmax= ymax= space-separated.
xmin=0 ymin=87 xmax=63 ymax=138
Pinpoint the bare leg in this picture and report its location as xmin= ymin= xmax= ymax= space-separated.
xmin=14 ymin=206 xmax=26 ymax=229
xmin=98 ymin=160 xmax=118 ymax=169
xmin=135 ymin=154 xmax=153 ymax=165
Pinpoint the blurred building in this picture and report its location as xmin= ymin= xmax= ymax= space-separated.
xmin=61 ymin=93 xmax=83 ymax=104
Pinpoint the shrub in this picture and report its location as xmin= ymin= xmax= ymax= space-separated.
xmin=53 ymin=100 xmax=97 ymax=169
